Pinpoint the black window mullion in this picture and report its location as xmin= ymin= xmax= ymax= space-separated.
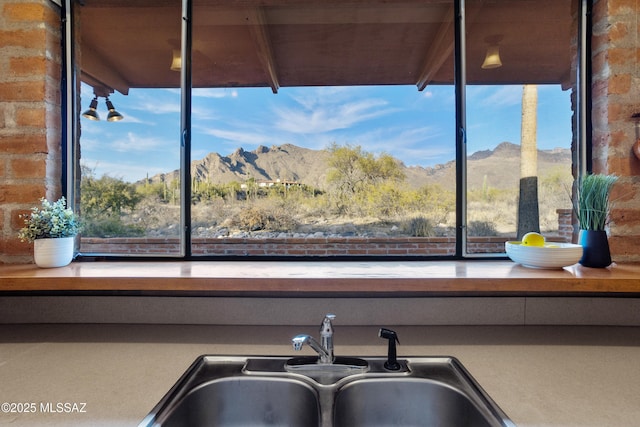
xmin=454 ymin=0 xmax=467 ymax=257
xmin=180 ymin=0 xmax=192 ymax=257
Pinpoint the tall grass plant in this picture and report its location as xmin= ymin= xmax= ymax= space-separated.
xmin=576 ymin=174 xmax=618 ymax=231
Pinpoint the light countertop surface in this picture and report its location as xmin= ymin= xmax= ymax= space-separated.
xmin=0 ymin=324 xmax=639 ymax=426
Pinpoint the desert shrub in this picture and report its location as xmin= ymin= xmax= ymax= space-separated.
xmin=403 ymin=216 xmax=434 ymax=237
xmin=233 ymin=205 xmax=297 ymax=232
xmin=467 ymin=220 xmax=498 ymax=236
xmin=80 ymin=169 xmax=148 ymax=237
xmin=234 ymin=207 xmax=269 ymax=231
xmin=82 ymin=216 xmax=145 ymax=238
xmin=358 ymin=182 xmax=405 ymax=217
xmin=82 ymin=173 xmax=141 ymax=215
xmin=137 ymin=181 xmax=169 ymax=202
xmin=538 ymin=167 xmax=573 ymax=231
xmin=326 ymin=143 xmax=404 ymax=214
xmin=409 ymin=184 xmax=455 ymax=225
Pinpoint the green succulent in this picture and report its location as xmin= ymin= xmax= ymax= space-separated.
xmin=18 ymin=197 xmax=81 ymax=243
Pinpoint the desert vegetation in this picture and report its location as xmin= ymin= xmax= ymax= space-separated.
xmin=80 ymin=144 xmax=573 ymax=239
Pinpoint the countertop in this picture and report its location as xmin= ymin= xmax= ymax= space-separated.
xmin=0 ymin=324 xmax=639 ymax=426
xmin=2 ymin=261 xmax=640 ymax=294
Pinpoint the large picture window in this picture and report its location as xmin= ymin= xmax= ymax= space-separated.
xmin=70 ymin=0 xmax=583 ymax=259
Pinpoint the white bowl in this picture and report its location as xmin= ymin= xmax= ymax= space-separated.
xmin=505 ymin=241 xmax=583 ymax=269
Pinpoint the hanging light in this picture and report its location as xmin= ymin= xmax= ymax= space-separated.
xmin=170 ymin=49 xmax=181 ymax=71
xmin=481 ymin=35 xmax=504 ymax=70
xmin=481 ymin=45 xmax=502 ymax=69
xmin=105 ymin=97 xmax=124 ymax=122
xmin=81 ymin=96 xmax=100 ymax=121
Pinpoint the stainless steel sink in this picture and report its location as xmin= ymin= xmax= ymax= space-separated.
xmin=140 ymin=356 xmax=515 ymax=427
xmin=334 ymin=378 xmax=501 ymax=427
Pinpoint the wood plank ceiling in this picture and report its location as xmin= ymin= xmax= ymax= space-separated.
xmin=79 ymin=0 xmax=574 ymax=96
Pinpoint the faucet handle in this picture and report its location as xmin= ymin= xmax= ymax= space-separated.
xmin=320 ymin=314 xmax=336 ymax=335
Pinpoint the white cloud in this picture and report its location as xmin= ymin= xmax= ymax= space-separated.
xmin=193 ymin=88 xmax=238 ymax=98
xmin=469 ymin=85 xmax=522 ymax=108
xmin=395 ymin=126 xmax=445 ymax=144
xmin=338 ymin=125 xmax=452 ymax=166
xmin=81 ymin=160 xmax=171 ymax=182
xmin=121 ymin=89 xmax=181 ymax=115
xmin=273 ymin=98 xmax=396 ymax=134
xmin=198 ymin=127 xmax=271 ymax=145
xmin=109 ymin=132 xmax=174 ymax=153
xmin=191 ymin=106 xmax=218 ymax=122
xmin=116 ymin=112 xmax=146 ymax=124
xmin=287 ymin=87 xmax=355 ymax=110
xmin=134 ymin=100 xmax=181 ymax=115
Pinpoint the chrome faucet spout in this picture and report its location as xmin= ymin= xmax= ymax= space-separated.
xmin=292 ymin=334 xmax=332 ymax=364
xmin=291 ymin=314 xmax=336 ymax=364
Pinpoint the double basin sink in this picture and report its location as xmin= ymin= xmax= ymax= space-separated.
xmin=139 ymin=355 xmax=514 ymax=426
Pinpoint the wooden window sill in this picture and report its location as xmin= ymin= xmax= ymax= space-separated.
xmin=1 ymin=261 xmax=639 ymax=295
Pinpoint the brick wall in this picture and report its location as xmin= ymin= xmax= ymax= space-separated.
xmin=80 ymin=236 xmax=457 ymax=257
xmin=591 ymin=0 xmax=640 ymax=263
xmin=80 ymin=210 xmax=574 ymax=256
xmin=556 ymin=209 xmax=574 ymax=242
xmin=0 ymin=0 xmax=62 ymax=264
xmin=79 ymin=235 xmax=566 ymax=258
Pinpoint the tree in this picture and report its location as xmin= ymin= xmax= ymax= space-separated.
xmin=81 ymin=174 xmax=141 ymax=216
xmin=80 ymin=167 xmax=144 ymax=237
xmin=326 ymin=143 xmax=405 ymax=214
xmin=517 ymin=84 xmax=540 ymax=239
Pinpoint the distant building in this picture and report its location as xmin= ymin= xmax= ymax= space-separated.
xmin=241 ymin=179 xmax=301 ymax=189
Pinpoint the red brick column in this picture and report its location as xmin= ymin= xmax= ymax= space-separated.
xmin=556 ymin=209 xmax=574 ymax=243
xmin=0 ymin=0 xmax=62 ymax=263
xmin=591 ymin=0 xmax=640 ymax=262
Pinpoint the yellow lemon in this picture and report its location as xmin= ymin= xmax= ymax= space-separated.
xmin=521 ymin=232 xmax=545 ymax=247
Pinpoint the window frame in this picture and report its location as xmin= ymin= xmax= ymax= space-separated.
xmin=63 ymin=0 xmax=591 ymax=261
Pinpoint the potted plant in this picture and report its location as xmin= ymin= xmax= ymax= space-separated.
xmin=575 ymin=173 xmax=618 ymax=268
xmin=18 ymin=197 xmax=80 ymax=268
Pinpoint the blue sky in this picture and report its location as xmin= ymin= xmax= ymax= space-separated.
xmin=80 ymin=82 xmax=571 ymax=182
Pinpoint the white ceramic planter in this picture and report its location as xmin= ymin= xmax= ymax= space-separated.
xmin=33 ymin=236 xmax=75 ymax=268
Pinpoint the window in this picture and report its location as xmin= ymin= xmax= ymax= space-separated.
xmin=69 ymin=0 xmax=583 ymax=259
xmin=75 ymin=1 xmax=183 ymax=256
xmin=464 ymin=0 xmax=577 ymax=254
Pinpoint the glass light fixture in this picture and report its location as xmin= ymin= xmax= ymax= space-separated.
xmin=105 ymin=97 xmax=124 ymax=122
xmin=170 ymin=49 xmax=181 ymax=71
xmin=481 ymin=45 xmax=502 ymax=69
xmin=81 ymin=96 xmax=100 ymax=121
xmin=481 ymin=35 xmax=504 ymax=70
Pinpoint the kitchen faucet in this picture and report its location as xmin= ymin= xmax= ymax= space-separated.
xmin=292 ymin=314 xmax=336 ymax=364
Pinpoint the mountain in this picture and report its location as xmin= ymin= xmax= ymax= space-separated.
xmin=191 ymin=144 xmax=330 ymax=189
xmin=147 ymin=142 xmax=572 ymax=192
xmin=414 ymin=141 xmax=573 ymax=191
xmin=149 ymin=143 xmax=330 ymax=189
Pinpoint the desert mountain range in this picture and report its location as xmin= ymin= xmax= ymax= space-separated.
xmin=150 ymin=142 xmax=572 ymax=192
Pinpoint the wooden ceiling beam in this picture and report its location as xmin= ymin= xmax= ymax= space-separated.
xmin=81 ymin=45 xmax=130 ymax=95
xmin=416 ymin=4 xmax=454 ymax=91
xmin=246 ymin=8 xmax=280 ymax=94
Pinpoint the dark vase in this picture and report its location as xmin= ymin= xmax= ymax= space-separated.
xmin=578 ymin=229 xmax=612 ymax=268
